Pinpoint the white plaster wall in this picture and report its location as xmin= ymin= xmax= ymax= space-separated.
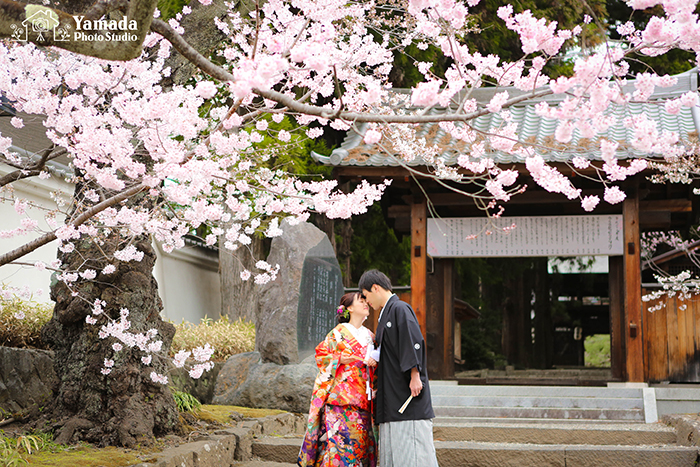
xmin=1 ymin=162 xmax=221 ymax=323
xmin=153 ymin=242 xmax=221 ymax=324
xmin=0 ymin=164 xmax=72 ymax=302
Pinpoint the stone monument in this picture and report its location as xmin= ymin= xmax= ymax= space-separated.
xmin=257 ymin=218 xmax=344 ymax=364
xmin=214 ymin=219 xmax=343 ymax=410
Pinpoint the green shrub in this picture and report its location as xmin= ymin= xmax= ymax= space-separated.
xmin=0 ymin=300 xmax=52 ymax=350
xmin=0 ymin=432 xmax=45 ymax=466
xmin=170 ymin=316 xmax=255 ymax=362
xmin=584 ymin=334 xmax=611 ymax=368
xmin=172 ymin=390 xmax=202 ymax=413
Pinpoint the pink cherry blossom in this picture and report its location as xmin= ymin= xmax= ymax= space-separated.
xmin=603 ymin=186 xmax=626 ymax=204
xmin=411 ymin=81 xmax=442 ymax=107
xmin=364 ymin=129 xmax=382 ymax=144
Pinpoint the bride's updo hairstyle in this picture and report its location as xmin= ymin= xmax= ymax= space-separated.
xmin=336 ymin=292 xmax=359 ymax=324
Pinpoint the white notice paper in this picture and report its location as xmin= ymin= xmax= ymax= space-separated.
xmin=426 ymin=215 xmax=623 ymax=258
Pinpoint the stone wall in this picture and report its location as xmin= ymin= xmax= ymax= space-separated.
xmin=212 ymin=352 xmax=317 ymax=413
xmin=0 ymin=347 xmax=57 ymax=414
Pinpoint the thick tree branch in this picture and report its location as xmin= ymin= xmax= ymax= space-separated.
xmin=0 ymin=182 xmax=147 ymax=266
xmin=0 ymin=145 xmax=66 ymax=188
xmin=0 ymin=0 xmax=157 ymax=60
xmin=151 ymin=18 xmax=554 ymax=125
xmin=83 ymin=0 xmax=129 ymax=20
xmin=0 ymin=168 xmax=41 ymax=186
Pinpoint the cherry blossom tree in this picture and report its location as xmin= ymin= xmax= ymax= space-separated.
xmin=1 ymin=0 xmax=700 ymax=445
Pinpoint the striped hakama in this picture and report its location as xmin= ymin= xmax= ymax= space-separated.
xmin=379 ymin=419 xmax=439 ymax=467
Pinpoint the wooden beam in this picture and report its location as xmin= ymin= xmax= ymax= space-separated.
xmin=623 ymin=187 xmax=644 ymax=382
xmin=640 ymin=199 xmax=693 ymax=212
xmin=639 ymin=211 xmax=671 ymax=230
xmin=387 ymin=205 xmax=411 ymax=218
xmin=418 ymin=190 xmax=605 ymax=207
xmin=411 ymin=197 xmax=428 ymax=338
xmin=334 ymin=167 xmax=413 ymax=178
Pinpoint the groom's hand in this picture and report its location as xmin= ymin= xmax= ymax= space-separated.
xmin=409 ymin=367 xmax=423 ymax=397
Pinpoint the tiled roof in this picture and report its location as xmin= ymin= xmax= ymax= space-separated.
xmin=312 ymin=69 xmax=700 ymax=167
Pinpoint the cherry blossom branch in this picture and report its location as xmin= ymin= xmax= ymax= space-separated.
xmin=0 ymin=183 xmax=147 ymax=267
xmin=150 ymin=17 xmax=553 ymax=124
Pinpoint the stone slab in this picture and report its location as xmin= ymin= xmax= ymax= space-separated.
xmin=663 ymin=414 xmax=700 ymax=446
xmin=563 ymin=444 xmax=698 ymax=467
xmin=432 ymin=395 xmax=643 ymax=409
xmin=0 ymin=347 xmax=57 ymax=414
xmin=433 ymin=424 xmax=677 ymax=445
xmin=435 ymin=441 xmax=566 ymax=467
xmin=643 ymin=387 xmax=658 ymax=423
xmin=433 ymin=405 xmax=644 ymax=421
xmin=430 ymin=385 xmax=644 ymax=399
xmin=257 ymin=219 xmax=341 ymax=365
xmin=251 ymin=438 xmax=302 ymax=464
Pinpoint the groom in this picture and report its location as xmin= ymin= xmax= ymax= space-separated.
xmin=359 ymin=269 xmax=439 ymax=467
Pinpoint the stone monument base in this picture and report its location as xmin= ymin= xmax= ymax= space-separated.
xmin=212 ymin=351 xmax=318 ymax=413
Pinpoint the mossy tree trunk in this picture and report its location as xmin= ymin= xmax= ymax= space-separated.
xmin=33 ymin=0 xmax=239 ymax=446
xmin=42 ymin=229 xmax=179 ymax=447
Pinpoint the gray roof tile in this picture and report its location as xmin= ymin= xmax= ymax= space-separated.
xmin=313 ymin=69 xmax=700 ymax=167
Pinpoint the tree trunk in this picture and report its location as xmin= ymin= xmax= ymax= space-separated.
xmin=337 ymin=220 xmax=353 ymax=287
xmin=33 ymin=0 xmax=238 ymax=446
xmin=219 ymin=235 xmax=265 ymax=323
xmin=41 ymin=231 xmax=179 ymax=447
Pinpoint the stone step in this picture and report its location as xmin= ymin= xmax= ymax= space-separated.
xmin=433 ymin=416 xmax=645 ymax=425
xmin=432 ymin=422 xmax=677 ymax=445
xmin=430 ymin=384 xmax=643 ymax=399
xmin=232 ymin=462 xmax=296 ymax=467
xmin=432 ymin=395 xmax=643 ymax=409
xmin=434 ymin=405 xmax=644 ymax=421
xmin=250 ymin=438 xmax=698 ymax=467
xmin=435 ymin=441 xmax=698 ymax=467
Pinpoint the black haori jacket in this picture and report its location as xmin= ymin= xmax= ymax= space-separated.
xmin=374 ymin=295 xmax=435 ymax=424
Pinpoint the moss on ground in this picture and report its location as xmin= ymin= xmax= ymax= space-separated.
xmin=21 ymin=405 xmax=286 ymax=465
xmin=196 ymin=404 xmax=286 ymax=424
xmin=27 ymin=446 xmax=143 ymax=466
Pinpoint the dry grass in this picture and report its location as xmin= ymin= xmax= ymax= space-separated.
xmin=170 ymin=316 xmax=255 ymax=362
xmin=0 ymin=298 xmax=255 ymax=362
xmin=0 ymin=300 xmax=52 ymax=350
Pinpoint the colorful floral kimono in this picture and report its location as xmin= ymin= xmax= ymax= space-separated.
xmin=298 ymin=323 xmax=377 ymax=467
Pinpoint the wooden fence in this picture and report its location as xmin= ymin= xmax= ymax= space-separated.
xmin=643 ymin=288 xmax=700 ymax=382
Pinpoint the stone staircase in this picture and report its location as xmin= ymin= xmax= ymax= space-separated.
xmin=236 ymin=382 xmax=700 ymax=467
xmin=431 ymin=381 xmax=648 ymax=423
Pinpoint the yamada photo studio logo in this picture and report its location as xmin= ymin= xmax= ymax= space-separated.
xmin=10 ymin=7 xmax=70 ymax=42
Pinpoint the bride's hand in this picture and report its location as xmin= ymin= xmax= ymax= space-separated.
xmin=339 ymin=353 xmax=357 ymax=364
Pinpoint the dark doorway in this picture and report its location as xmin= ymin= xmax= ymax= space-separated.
xmin=454 ymin=257 xmax=612 ymax=380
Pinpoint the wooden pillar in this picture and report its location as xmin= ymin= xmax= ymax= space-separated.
xmin=609 ymin=256 xmax=625 ymax=380
xmin=411 ymin=198 xmax=427 ymax=338
xmin=623 ymin=186 xmax=644 ymax=381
